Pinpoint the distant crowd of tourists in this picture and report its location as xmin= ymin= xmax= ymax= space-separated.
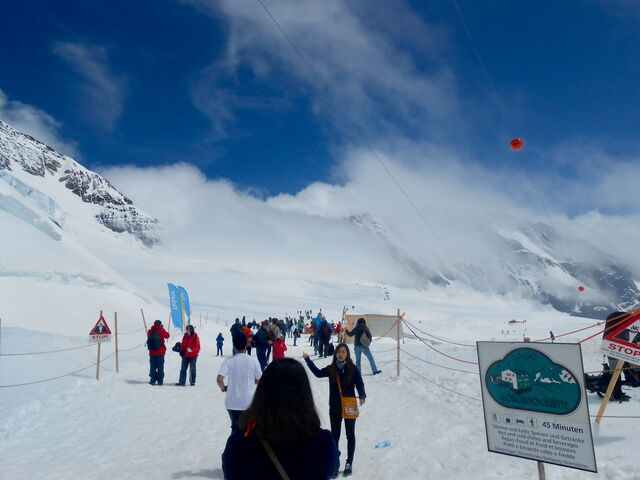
xmin=146 ymin=310 xmax=382 ymax=478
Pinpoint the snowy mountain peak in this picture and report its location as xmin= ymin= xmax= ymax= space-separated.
xmin=0 ymin=120 xmax=160 ymax=246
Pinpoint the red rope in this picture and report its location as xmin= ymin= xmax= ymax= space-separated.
xmin=532 ymin=321 xmax=604 ymax=342
xmin=403 ymin=320 xmax=478 ymax=365
xmin=577 ymin=310 xmax=638 ymax=344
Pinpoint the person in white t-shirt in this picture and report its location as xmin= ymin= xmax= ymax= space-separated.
xmin=217 ymin=333 xmax=262 ymax=431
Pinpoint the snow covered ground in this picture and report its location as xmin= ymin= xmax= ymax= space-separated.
xmin=2 ymin=298 xmax=640 ymax=480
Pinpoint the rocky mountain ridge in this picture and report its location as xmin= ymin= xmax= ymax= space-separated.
xmin=0 ymin=120 xmax=159 ymax=246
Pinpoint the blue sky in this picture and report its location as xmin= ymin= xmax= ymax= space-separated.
xmin=1 ymin=0 xmax=639 ymax=197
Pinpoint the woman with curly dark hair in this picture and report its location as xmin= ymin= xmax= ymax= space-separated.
xmin=222 ymin=358 xmax=338 ymax=479
xmin=303 ymin=343 xmax=366 ymax=477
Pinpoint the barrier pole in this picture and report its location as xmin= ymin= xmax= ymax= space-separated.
xmin=595 ymin=360 xmax=625 ymax=425
xmin=141 ymin=308 xmax=148 ymax=331
xmin=115 ymin=312 xmax=119 ymax=373
xmin=397 ymin=309 xmax=401 ymax=377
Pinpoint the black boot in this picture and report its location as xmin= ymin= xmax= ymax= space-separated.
xmin=343 ymin=463 xmax=352 ymax=476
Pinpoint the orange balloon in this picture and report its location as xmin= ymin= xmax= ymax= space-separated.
xmin=578 ymin=286 xmax=585 ymax=292
xmin=510 ymin=137 xmax=524 ymax=151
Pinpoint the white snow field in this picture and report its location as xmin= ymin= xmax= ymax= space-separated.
xmin=2 ymin=120 xmax=640 ymax=479
xmin=2 ymin=294 xmax=640 ymax=480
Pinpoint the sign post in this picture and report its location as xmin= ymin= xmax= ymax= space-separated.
xmin=396 ymin=309 xmax=401 ymax=377
xmin=477 ymin=341 xmax=597 ymax=474
xmin=89 ymin=312 xmax=112 ymax=381
xmin=114 ymin=312 xmax=119 ymax=374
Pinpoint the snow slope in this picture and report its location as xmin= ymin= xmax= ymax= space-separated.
xmin=2 ymin=295 xmax=640 ymax=479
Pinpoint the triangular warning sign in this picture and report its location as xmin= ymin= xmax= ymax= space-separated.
xmin=604 ymin=310 xmax=640 ymax=348
xmin=90 ymin=315 xmax=112 ymax=335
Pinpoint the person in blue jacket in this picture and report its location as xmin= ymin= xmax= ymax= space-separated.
xmin=303 ymin=344 xmax=365 ymax=477
xmin=216 ymin=332 xmax=224 ymax=356
xmin=222 ymin=358 xmax=338 ymax=479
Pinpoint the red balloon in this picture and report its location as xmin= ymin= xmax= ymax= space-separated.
xmin=578 ymin=286 xmax=585 ymax=292
xmin=510 ymin=138 xmax=524 ymax=151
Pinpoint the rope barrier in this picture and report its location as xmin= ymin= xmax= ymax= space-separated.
xmin=584 ymin=364 xmax=640 ymax=375
xmin=589 ymin=415 xmax=640 ymax=419
xmin=119 ymin=328 xmax=145 ymax=335
xmin=403 ymin=319 xmax=476 ymax=347
xmin=532 ymin=321 xmax=604 ymax=343
xmin=371 ymin=346 xmax=398 ymax=354
xmin=0 ymin=351 xmax=116 ymax=388
xmin=577 ymin=311 xmax=639 ymax=344
xmin=0 ymin=343 xmax=95 ymax=356
xmin=0 ymin=342 xmax=145 ymax=388
xmin=118 ymin=342 xmax=146 ymax=352
xmin=371 ymin=316 xmax=402 ymax=342
xmin=400 ymin=361 xmax=481 ymax=402
xmin=403 ymin=320 xmax=478 ymax=365
xmin=400 ymin=348 xmax=477 ymax=375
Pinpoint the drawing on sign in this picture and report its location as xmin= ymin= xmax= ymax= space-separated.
xmin=485 ymin=347 xmax=581 ymax=415
xmin=601 ymin=311 xmax=640 ymax=363
xmin=608 ymin=313 xmax=640 ymax=345
xmin=90 ymin=316 xmax=112 ymax=335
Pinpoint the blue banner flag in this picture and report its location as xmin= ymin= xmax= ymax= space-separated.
xmin=167 ymin=283 xmax=183 ymax=331
xmin=177 ymin=285 xmax=191 ymax=327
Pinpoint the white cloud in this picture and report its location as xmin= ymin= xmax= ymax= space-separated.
xmin=99 ymin=139 xmax=640 ymax=302
xmin=0 ymin=89 xmax=79 ymax=157
xmin=185 ymin=0 xmax=459 ymax=143
xmin=52 ymin=42 xmax=126 ymax=132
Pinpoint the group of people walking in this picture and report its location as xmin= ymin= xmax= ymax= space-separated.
xmin=217 ymin=315 xmax=382 ymax=479
xmin=146 ymin=312 xmax=383 ymax=479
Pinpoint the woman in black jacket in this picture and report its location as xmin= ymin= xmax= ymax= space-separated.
xmin=345 ymin=317 xmax=381 ymax=375
xmin=222 ymin=358 xmax=338 ymax=479
xmin=303 ymin=343 xmax=366 ymax=477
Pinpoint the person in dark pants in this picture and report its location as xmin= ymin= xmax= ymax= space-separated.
xmin=345 ymin=318 xmax=381 ymax=375
xmin=304 ymin=344 xmax=365 ymax=477
xmin=176 ymin=325 xmax=200 ymax=386
xmin=217 ymin=333 xmax=262 ymax=431
xmin=222 ymin=358 xmax=338 ymax=479
xmin=216 ymin=332 xmax=224 ymax=356
xmin=148 ymin=320 xmax=170 ymax=385
xmin=230 ymin=318 xmax=243 ymax=355
xmin=253 ymin=321 xmax=270 ymax=372
xmin=318 ymin=319 xmax=333 ymax=358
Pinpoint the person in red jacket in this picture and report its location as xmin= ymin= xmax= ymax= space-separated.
xmin=148 ymin=319 xmax=170 ymax=386
xmin=177 ymin=324 xmax=201 ymax=386
xmin=243 ymin=325 xmax=253 ymax=356
xmin=273 ymin=334 xmax=287 ymax=360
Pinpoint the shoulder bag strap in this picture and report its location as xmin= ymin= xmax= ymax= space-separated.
xmin=258 ymin=436 xmax=291 ymax=480
xmin=336 ymin=370 xmax=344 ymax=397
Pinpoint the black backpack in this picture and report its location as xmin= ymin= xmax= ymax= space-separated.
xmin=147 ymin=331 xmax=162 ymax=351
xmin=327 ymin=343 xmax=335 ymax=356
xmin=321 ymin=322 xmax=330 ymax=337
